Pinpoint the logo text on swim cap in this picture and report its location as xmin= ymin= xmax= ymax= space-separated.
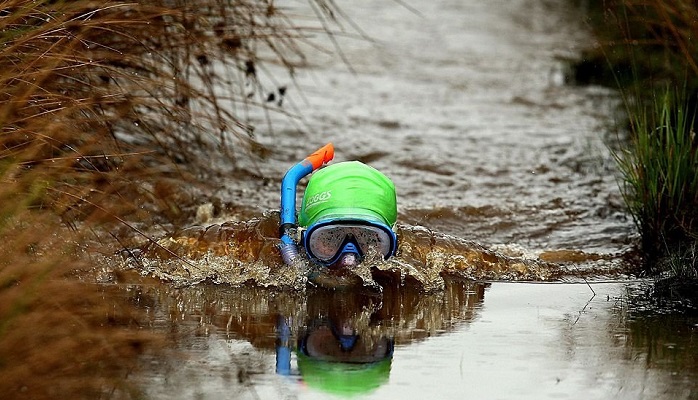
xmin=305 ymin=190 xmax=331 ymax=209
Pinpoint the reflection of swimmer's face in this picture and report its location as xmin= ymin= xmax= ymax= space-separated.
xmin=301 ymin=325 xmax=393 ymax=363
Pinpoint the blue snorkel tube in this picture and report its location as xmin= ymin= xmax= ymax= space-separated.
xmin=279 ymin=143 xmax=335 ymax=265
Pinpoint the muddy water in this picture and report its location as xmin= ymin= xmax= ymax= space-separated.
xmin=126 ymin=0 xmax=634 ymax=288
xmin=227 ymin=0 xmax=633 ymax=256
xmin=108 ymin=0 xmax=698 ymax=398
xmin=122 ymin=281 xmax=697 ymax=400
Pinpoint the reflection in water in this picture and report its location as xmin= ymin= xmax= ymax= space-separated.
xmin=119 ymin=212 xmax=629 ymax=291
xmin=276 ymin=290 xmax=399 ymax=396
xmin=115 ymin=278 xmax=698 ymax=399
xmin=120 ymin=277 xmax=486 ymax=398
xmin=616 ymin=286 xmax=698 ymax=396
xmin=625 ymin=313 xmax=698 ymax=377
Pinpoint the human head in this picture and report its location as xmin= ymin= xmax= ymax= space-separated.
xmin=298 ymin=161 xmax=398 ymax=268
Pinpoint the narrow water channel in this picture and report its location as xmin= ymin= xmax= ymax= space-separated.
xmin=228 ymin=0 xmax=633 ymax=258
xmin=108 ymin=0 xmax=698 ymax=398
xmin=124 ymin=281 xmax=696 ymax=399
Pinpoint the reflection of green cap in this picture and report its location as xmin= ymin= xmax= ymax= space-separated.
xmin=299 ymin=161 xmax=397 ymax=228
xmin=297 ymin=353 xmax=392 ymax=396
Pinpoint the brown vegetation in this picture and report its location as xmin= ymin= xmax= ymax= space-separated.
xmin=0 ymin=1 xmax=343 ymax=398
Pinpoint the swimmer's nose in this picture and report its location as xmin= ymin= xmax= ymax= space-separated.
xmin=333 ymin=253 xmax=360 ymax=269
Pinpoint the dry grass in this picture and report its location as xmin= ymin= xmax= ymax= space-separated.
xmin=1 ymin=0 xmax=332 ymax=230
xmin=0 ymin=1 xmax=348 ymax=398
xmin=0 ymin=196 xmax=165 ymax=398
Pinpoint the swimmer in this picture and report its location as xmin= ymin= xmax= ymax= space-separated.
xmin=278 ymin=143 xmax=398 ymax=271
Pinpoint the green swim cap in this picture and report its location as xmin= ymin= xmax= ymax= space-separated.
xmin=298 ymin=161 xmax=397 ymax=228
xmin=297 ymin=353 xmax=392 ymax=396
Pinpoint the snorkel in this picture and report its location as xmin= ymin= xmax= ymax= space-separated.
xmin=279 ymin=143 xmax=335 ymax=265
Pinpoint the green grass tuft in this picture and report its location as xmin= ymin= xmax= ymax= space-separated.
xmin=614 ymin=86 xmax=698 ymax=268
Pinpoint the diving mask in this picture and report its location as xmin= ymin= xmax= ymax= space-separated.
xmin=303 ymin=220 xmax=397 ymax=266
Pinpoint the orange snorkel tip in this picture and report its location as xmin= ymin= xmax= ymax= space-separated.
xmin=304 ymin=142 xmax=334 ymax=170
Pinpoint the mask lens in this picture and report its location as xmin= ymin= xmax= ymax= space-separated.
xmin=307 ymin=226 xmax=355 ymax=261
xmin=306 ymin=223 xmax=395 ymax=263
xmin=350 ymin=226 xmax=392 ymax=258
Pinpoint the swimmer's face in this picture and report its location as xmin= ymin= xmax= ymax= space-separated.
xmin=331 ymin=252 xmax=360 ymax=269
xmin=303 ymin=222 xmax=396 ymax=268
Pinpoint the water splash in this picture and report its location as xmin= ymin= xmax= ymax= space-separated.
xmin=117 ymin=211 xmax=631 ymax=291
